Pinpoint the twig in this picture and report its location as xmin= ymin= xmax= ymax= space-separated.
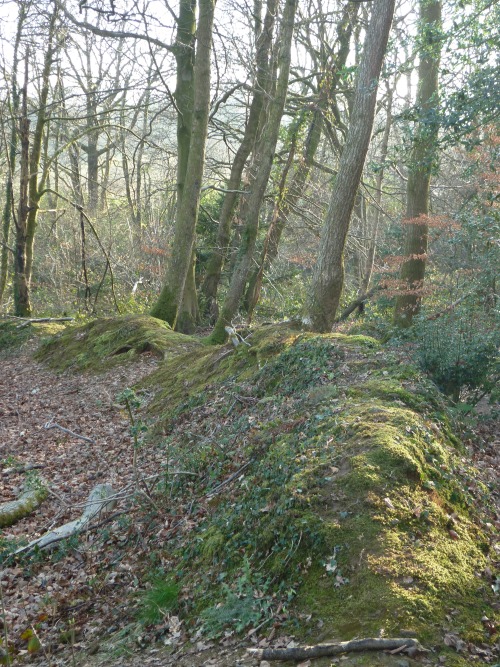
xmin=247 ymin=637 xmax=425 ymax=661
xmin=44 ymin=417 xmax=95 ymax=444
xmin=205 ymin=459 xmax=255 ymax=499
xmin=2 ymin=463 xmax=45 ymax=475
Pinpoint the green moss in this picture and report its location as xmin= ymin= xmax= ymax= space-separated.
xmin=27 ymin=318 xmax=497 ymax=654
xmin=199 ymin=526 xmax=226 ymax=562
xmin=147 ymin=325 xmax=496 ymax=652
xmin=35 ymin=314 xmax=200 ymax=372
xmin=0 ymin=320 xmax=67 ymax=356
xmin=328 ymin=332 xmax=381 ymax=349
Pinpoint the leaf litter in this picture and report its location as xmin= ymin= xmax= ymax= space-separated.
xmin=0 ymin=335 xmax=498 ymax=666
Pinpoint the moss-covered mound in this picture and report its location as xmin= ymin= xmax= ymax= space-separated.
xmin=140 ymin=323 xmax=497 ymax=664
xmin=34 ymin=314 xmax=201 ymax=372
xmin=0 ymin=319 xmax=67 ymax=356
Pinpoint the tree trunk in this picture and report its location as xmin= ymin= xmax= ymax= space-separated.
xmin=209 ymin=0 xmax=298 ymax=344
xmin=244 ymin=3 xmax=359 ymax=321
xmin=14 ymin=55 xmax=31 ymax=317
xmin=12 ymin=5 xmax=57 ymax=316
xmin=25 ymin=5 xmax=58 ymax=286
xmin=201 ymin=0 xmax=279 ymax=318
xmin=359 ymin=82 xmax=393 ymax=296
xmin=0 ymin=4 xmax=24 ymax=306
xmin=151 ymin=0 xmax=215 ymax=331
xmin=305 ymin=0 xmax=396 ymax=332
xmin=244 ymin=109 xmax=322 ymax=320
xmin=394 ymin=0 xmax=442 ymax=327
xmin=173 ymin=0 xmax=196 ymax=206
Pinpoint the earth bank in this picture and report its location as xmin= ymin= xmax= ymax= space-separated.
xmin=0 ymin=315 xmax=498 ymax=666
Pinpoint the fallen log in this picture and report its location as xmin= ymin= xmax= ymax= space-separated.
xmin=0 ymin=482 xmax=47 ymax=528
xmin=247 ymin=637 xmax=424 ymax=661
xmin=14 ymin=317 xmax=74 ymax=328
xmin=15 ymin=484 xmax=117 ymax=554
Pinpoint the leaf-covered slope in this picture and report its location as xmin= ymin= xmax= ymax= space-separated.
xmin=141 ymin=323 xmax=497 ymax=663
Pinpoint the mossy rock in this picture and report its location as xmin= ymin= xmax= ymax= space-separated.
xmin=35 ymin=315 xmax=201 ymax=372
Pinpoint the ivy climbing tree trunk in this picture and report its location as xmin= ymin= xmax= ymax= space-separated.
xmin=394 ymin=0 xmax=442 ymax=327
xmin=208 ymin=0 xmax=298 ymax=344
xmin=151 ymin=0 xmax=215 ymax=332
xmin=305 ymin=0 xmax=396 ymax=332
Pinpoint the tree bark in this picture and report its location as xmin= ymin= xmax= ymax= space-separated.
xmin=13 ymin=5 xmax=58 ymax=316
xmin=359 ymin=82 xmax=393 ymax=296
xmin=14 ymin=53 xmax=31 ymax=316
xmin=305 ymin=0 xmax=396 ymax=332
xmin=209 ymin=0 xmax=298 ymax=343
xmin=151 ymin=0 xmax=215 ymax=330
xmin=394 ymin=0 xmax=442 ymax=327
xmin=201 ymin=0 xmax=279 ymax=318
xmin=25 ymin=5 xmax=58 ymax=286
xmin=0 ymin=4 xmax=24 ymax=306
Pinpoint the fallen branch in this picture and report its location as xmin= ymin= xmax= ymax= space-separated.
xmin=15 ymin=317 xmax=74 ymax=328
xmin=426 ymin=290 xmax=475 ymax=321
xmin=0 ymin=482 xmax=47 ymax=528
xmin=2 ymin=463 xmax=45 ymax=476
xmin=337 ymin=285 xmax=384 ymax=322
xmin=204 ymin=459 xmax=255 ymax=499
xmin=44 ymin=417 xmax=95 ymax=444
xmin=247 ymin=637 xmax=424 ymax=661
xmin=15 ymin=484 xmax=117 ymax=554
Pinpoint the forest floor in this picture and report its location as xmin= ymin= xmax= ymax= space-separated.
xmin=0 ymin=335 xmax=498 ymax=666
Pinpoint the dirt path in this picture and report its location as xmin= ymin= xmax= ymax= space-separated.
xmin=0 ymin=346 xmax=166 ymax=665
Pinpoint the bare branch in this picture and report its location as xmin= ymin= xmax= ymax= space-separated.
xmin=57 ymin=1 xmax=176 ymax=52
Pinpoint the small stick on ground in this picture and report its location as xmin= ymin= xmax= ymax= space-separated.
xmin=44 ymin=417 xmax=95 ymax=444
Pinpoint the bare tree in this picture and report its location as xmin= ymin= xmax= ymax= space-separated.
xmin=305 ymin=0 xmax=396 ymax=332
xmin=209 ymin=0 xmax=298 ymax=343
xmin=13 ymin=3 xmax=59 ymax=316
xmin=151 ymin=0 xmax=216 ymax=332
xmin=201 ymin=0 xmax=279 ymax=320
xmin=244 ymin=1 xmax=359 ymax=320
xmin=394 ymin=0 xmax=442 ymax=326
xmin=0 ymin=2 xmax=26 ymax=305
